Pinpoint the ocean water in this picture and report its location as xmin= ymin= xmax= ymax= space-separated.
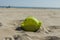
xmin=0 ymin=6 xmax=60 ymax=9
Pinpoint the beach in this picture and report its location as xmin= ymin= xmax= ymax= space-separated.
xmin=0 ymin=8 xmax=60 ymax=40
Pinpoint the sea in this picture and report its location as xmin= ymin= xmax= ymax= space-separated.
xmin=0 ymin=6 xmax=60 ymax=9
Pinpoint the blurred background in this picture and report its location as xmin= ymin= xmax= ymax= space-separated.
xmin=0 ymin=0 xmax=60 ymax=8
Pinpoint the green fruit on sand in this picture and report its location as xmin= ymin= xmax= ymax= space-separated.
xmin=21 ymin=16 xmax=42 ymax=32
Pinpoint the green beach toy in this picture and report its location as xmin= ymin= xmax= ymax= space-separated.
xmin=21 ymin=16 xmax=42 ymax=32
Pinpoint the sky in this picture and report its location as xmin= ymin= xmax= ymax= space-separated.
xmin=0 ymin=0 xmax=60 ymax=7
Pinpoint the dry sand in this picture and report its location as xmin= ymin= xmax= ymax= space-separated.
xmin=0 ymin=8 xmax=60 ymax=40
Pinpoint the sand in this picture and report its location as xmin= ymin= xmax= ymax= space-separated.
xmin=0 ymin=8 xmax=60 ymax=40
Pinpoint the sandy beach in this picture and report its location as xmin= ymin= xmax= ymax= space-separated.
xmin=0 ymin=8 xmax=60 ymax=40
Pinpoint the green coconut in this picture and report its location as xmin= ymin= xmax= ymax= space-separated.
xmin=21 ymin=16 xmax=42 ymax=32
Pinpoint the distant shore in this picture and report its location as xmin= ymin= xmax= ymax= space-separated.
xmin=0 ymin=6 xmax=60 ymax=9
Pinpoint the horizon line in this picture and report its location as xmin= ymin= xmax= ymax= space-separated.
xmin=0 ymin=6 xmax=60 ymax=9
